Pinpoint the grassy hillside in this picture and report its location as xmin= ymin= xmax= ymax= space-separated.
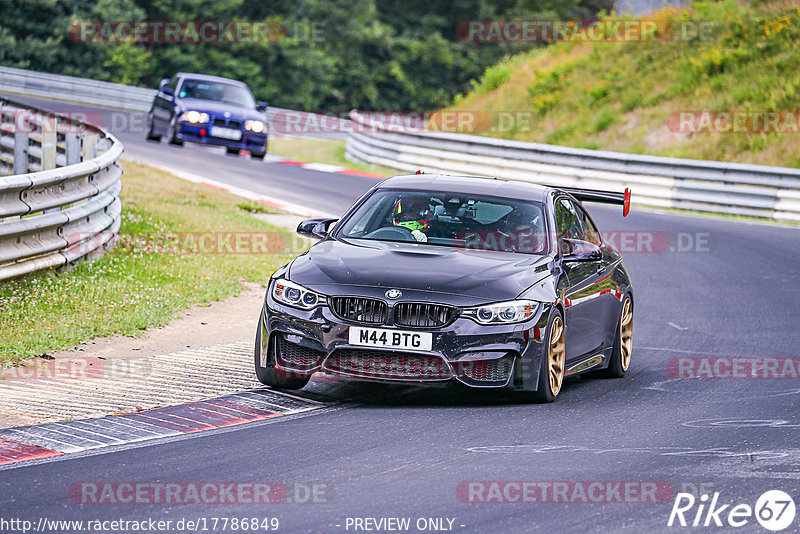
xmin=439 ymin=0 xmax=800 ymax=168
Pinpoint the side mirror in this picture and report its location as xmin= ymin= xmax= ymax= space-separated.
xmin=561 ymin=239 xmax=601 ymax=262
xmin=297 ymin=218 xmax=338 ymax=240
xmin=159 ymin=78 xmax=169 ymax=91
xmin=256 ymin=101 xmax=268 ymax=112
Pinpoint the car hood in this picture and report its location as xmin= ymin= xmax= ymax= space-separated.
xmin=288 ymin=238 xmax=551 ymax=303
xmin=176 ymin=98 xmax=263 ymax=121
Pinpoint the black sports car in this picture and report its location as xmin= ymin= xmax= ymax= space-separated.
xmin=146 ymin=72 xmax=269 ymax=159
xmin=255 ymin=174 xmax=633 ymax=402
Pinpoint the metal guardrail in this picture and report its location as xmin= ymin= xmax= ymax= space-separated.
xmin=0 ymin=66 xmax=348 ymax=139
xmin=0 ymin=66 xmax=156 ymax=112
xmin=0 ymin=95 xmax=123 ymax=281
xmin=346 ymin=111 xmax=800 ymax=222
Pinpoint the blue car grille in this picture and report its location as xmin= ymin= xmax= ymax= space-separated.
xmin=212 ymin=117 xmax=242 ymax=129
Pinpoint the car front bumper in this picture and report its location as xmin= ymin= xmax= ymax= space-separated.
xmin=177 ymin=123 xmax=268 ymax=152
xmin=258 ymin=292 xmax=553 ymax=391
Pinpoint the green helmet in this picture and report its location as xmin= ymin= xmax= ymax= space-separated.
xmin=392 ymin=197 xmax=431 ymax=232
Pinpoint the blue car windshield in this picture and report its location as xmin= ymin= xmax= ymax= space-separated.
xmin=178 ymin=79 xmax=256 ymax=109
xmin=338 ymin=189 xmax=548 ymax=254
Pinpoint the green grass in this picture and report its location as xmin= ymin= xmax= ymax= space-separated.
xmin=0 ymin=160 xmax=296 ymax=366
xmin=269 ymin=136 xmax=398 ymax=177
xmin=442 ymin=1 xmax=800 ymax=168
xmin=237 ymin=201 xmax=280 ymax=215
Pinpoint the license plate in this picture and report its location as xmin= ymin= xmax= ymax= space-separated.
xmin=210 ymin=126 xmax=242 ymax=141
xmin=349 ymin=327 xmax=432 ymax=351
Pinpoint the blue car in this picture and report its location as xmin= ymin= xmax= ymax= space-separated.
xmin=146 ymin=73 xmax=269 ymax=159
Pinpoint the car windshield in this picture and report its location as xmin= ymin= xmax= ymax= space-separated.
xmin=177 ymin=79 xmax=256 ymax=108
xmin=338 ymin=189 xmax=548 ymax=254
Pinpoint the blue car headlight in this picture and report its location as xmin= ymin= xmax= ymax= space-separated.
xmin=245 ymin=120 xmax=267 ymax=133
xmin=179 ymin=111 xmax=210 ymax=124
xmin=271 ymin=278 xmax=326 ymax=310
xmin=462 ymin=300 xmax=539 ymax=325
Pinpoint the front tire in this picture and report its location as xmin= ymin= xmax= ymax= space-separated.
xmin=168 ymin=118 xmax=184 ymax=146
xmin=254 ymin=324 xmax=310 ymax=390
xmin=598 ymin=294 xmax=633 ymax=378
xmin=529 ymin=309 xmax=566 ymax=403
xmin=145 ymin=113 xmax=162 ymax=142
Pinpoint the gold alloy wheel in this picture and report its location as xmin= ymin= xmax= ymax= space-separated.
xmin=620 ymin=298 xmax=633 ymax=371
xmin=548 ymin=316 xmax=566 ymax=396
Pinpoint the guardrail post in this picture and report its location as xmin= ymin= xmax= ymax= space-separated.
xmin=65 ymin=132 xmax=81 ymax=165
xmin=14 ymin=130 xmax=29 ymax=175
xmin=0 ymin=96 xmax=125 ymax=281
xmin=83 ymin=133 xmax=97 ymax=161
xmin=41 ymin=115 xmax=57 ymax=171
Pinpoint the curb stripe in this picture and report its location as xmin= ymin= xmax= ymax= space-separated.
xmin=265 ymin=155 xmax=386 ymax=179
xmin=129 ymin=414 xmax=199 ymax=432
xmin=0 ymin=388 xmax=327 ymax=467
xmin=0 ymin=437 xmax=62 ymax=465
xmin=337 ymin=169 xmax=385 ymax=178
xmin=212 ymin=398 xmax=282 ymax=415
xmin=198 ymin=401 xmax=276 ymax=419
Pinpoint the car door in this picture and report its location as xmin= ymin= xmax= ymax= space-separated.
xmin=575 ymin=201 xmax=624 ymax=349
xmin=556 ymin=197 xmax=607 ymax=361
xmin=152 ymin=77 xmax=178 ymax=132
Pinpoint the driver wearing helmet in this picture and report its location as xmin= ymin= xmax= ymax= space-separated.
xmin=507 ymin=207 xmax=544 ymax=253
xmin=392 ymin=196 xmax=431 ymax=243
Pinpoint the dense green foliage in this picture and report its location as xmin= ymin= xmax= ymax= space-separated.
xmin=0 ymin=0 xmax=610 ymax=111
xmin=446 ymin=0 xmax=800 ymax=167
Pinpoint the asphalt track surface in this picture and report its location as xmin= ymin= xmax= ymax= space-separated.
xmin=2 ymin=96 xmax=800 ymax=533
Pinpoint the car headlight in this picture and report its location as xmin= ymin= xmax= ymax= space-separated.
xmin=245 ymin=120 xmax=267 ymax=133
xmin=271 ymin=278 xmax=326 ymax=310
xmin=462 ymin=300 xmax=539 ymax=325
xmin=180 ymin=111 xmax=210 ymax=124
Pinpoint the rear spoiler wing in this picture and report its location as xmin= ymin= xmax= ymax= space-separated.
xmin=561 ymin=187 xmax=632 ymax=217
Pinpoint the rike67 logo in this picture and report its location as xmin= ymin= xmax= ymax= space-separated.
xmin=668 ymin=490 xmax=796 ymax=531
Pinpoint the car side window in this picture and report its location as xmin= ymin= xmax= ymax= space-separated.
xmin=165 ymin=77 xmax=178 ymax=93
xmin=556 ymin=197 xmax=603 ymax=254
xmin=555 ymin=198 xmax=584 ymax=242
xmin=571 ymin=201 xmax=601 ymax=245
